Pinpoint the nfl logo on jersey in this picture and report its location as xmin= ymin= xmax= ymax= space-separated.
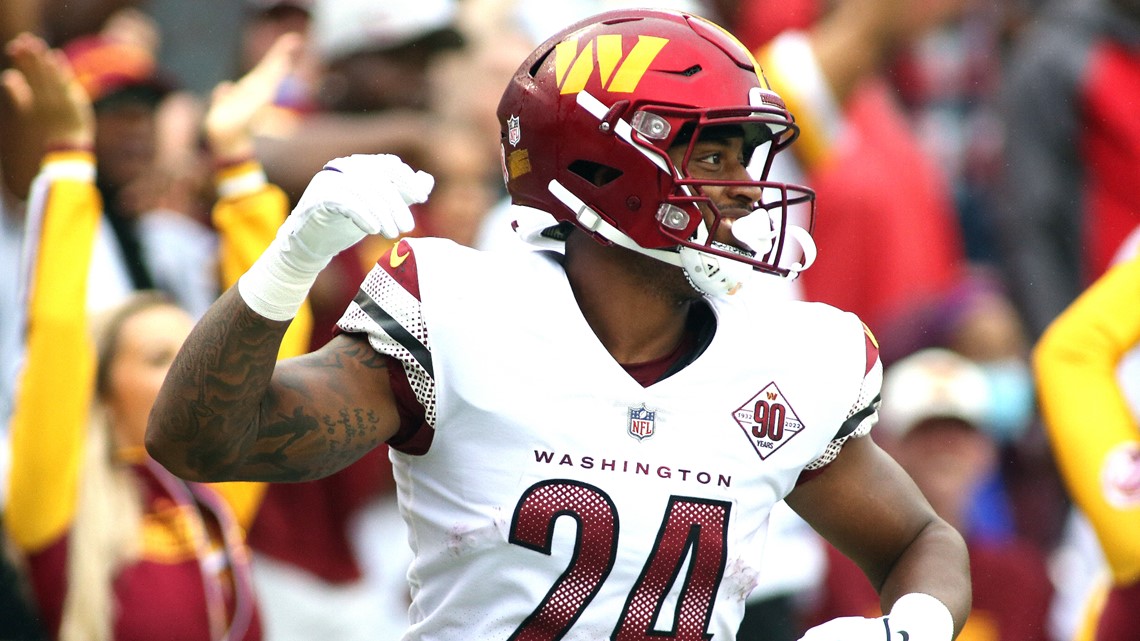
xmin=628 ymin=404 xmax=656 ymax=440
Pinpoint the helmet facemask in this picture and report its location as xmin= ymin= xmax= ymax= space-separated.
xmin=646 ymin=107 xmax=817 ymax=296
xmin=559 ymin=92 xmax=818 ymax=297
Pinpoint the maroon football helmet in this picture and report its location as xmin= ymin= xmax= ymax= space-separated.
xmin=497 ymin=9 xmax=816 ymax=291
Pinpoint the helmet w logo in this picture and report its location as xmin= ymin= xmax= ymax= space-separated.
xmin=554 ymin=35 xmax=668 ymax=95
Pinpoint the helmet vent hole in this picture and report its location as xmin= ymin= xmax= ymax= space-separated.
xmin=569 ymin=160 xmax=623 ymax=187
xmin=528 ymin=49 xmax=554 ymax=78
xmin=679 ymin=65 xmax=701 ymax=77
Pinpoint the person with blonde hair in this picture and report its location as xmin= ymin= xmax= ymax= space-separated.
xmin=2 ymin=32 xmax=309 ymax=641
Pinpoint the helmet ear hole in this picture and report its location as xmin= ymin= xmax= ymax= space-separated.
xmin=568 ymin=160 xmax=624 ymax=187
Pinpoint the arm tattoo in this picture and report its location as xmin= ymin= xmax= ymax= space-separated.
xmin=149 ymin=288 xmax=392 ymax=482
xmin=255 ymin=344 xmax=389 ymax=481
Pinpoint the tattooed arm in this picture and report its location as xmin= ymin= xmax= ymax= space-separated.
xmin=146 ymin=287 xmax=403 ymax=483
xmin=148 ymin=153 xmax=430 ymax=482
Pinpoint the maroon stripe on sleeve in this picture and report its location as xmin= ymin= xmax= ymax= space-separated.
xmin=377 ymin=239 xmax=422 ymax=301
xmin=384 ymin=353 xmax=433 ymax=455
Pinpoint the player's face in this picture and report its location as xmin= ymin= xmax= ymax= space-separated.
xmin=666 ymin=133 xmax=763 ymax=251
xmin=104 ymin=304 xmax=193 ymax=451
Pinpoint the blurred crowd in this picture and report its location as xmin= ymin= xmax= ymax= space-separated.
xmin=1 ymin=0 xmax=1138 ymax=640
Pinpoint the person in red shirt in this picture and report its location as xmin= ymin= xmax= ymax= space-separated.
xmin=739 ymin=0 xmax=971 ymax=337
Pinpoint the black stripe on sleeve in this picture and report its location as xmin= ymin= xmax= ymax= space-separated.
xmin=352 ymin=290 xmax=434 ymax=379
xmin=833 ymin=393 xmax=880 ymax=441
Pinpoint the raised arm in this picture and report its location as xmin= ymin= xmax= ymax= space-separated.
xmin=146 ymin=153 xmax=434 ymax=483
xmin=197 ymin=32 xmax=314 ymax=523
xmin=1034 ymin=251 xmax=1140 ymax=584
xmin=149 ymin=291 xmax=397 ymax=482
xmin=4 ymin=32 xmax=101 ymax=552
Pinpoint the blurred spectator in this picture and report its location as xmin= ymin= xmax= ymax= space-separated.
xmin=885 ymin=1 xmax=1029 ymax=265
xmin=742 ymin=0 xmax=971 ymax=338
xmin=877 ymin=270 xmax=1033 ymax=420
xmin=0 ymin=15 xmax=41 ymax=632
xmin=417 ymin=0 xmax=538 ymax=250
xmin=248 ymin=0 xmax=465 ymax=340
xmin=253 ymin=0 xmax=463 ymax=198
xmin=1034 ymin=242 xmax=1140 ymax=641
xmin=238 ymin=1 xmax=311 ymax=73
xmin=0 ymin=31 xmax=307 ymax=641
xmin=871 ymin=1 xmax=1037 ymax=263
xmin=55 ymin=11 xmax=221 ymax=317
xmin=804 ymin=348 xmax=1053 ymax=641
xmin=0 ymin=7 xmax=216 ymax=524
xmin=994 ymin=0 xmax=1140 ymax=341
xmin=874 ymin=268 xmax=1071 ymax=556
xmin=309 ymin=0 xmax=461 ymax=113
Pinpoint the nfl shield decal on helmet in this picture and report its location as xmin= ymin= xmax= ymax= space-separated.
xmin=628 ymin=404 xmax=656 ymax=441
xmin=733 ymin=383 xmax=804 ymax=459
xmin=508 ymin=115 xmax=521 ymax=146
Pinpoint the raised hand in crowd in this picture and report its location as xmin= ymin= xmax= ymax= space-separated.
xmin=2 ymin=32 xmax=94 ymax=152
xmin=206 ymin=32 xmax=303 ymax=164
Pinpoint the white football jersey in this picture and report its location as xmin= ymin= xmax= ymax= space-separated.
xmin=337 ymin=238 xmax=882 ymax=641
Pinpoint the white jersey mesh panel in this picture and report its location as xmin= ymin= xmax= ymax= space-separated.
xmin=804 ymin=357 xmax=883 ymax=470
xmin=337 ymin=265 xmax=438 ymax=428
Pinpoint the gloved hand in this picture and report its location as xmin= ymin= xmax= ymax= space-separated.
xmin=280 ymin=154 xmax=433 ymax=272
xmin=239 ymin=154 xmax=434 ymax=320
xmin=797 ymin=594 xmax=953 ymax=641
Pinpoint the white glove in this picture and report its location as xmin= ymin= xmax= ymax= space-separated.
xmin=797 ymin=594 xmax=953 ymax=641
xmin=239 ymin=154 xmax=434 ymax=321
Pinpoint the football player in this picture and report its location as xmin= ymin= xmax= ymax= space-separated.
xmin=147 ymin=9 xmax=970 ymax=641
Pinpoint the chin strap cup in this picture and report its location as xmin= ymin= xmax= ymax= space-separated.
xmin=678 ymin=244 xmax=753 ymax=297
